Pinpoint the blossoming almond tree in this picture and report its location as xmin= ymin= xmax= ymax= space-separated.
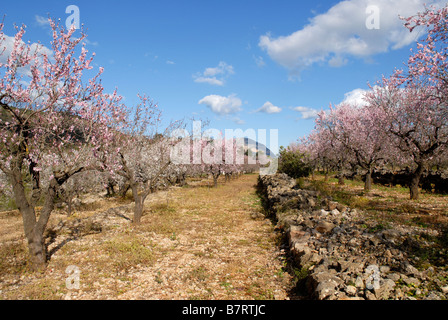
xmin=58 ymin=170 xmax=111 ymax=215
xmin=401 ymin=4 xmax=448 ymax=109
xmin=196 ymin=138 xmax=225 ymax=188
xmin=314 ymin=110 xmax=352 ymax=185
xmin=0 ymin=19 xmax=126 ymax=270
xmin=196 ymin=136 xmax=245 ymax=187
xmin=317 ymin=102 xmax=392 ymax=192
xmin=104 ymin=95 xmax=185 ymax=225
xmin=306 ymin=130 xmax=335 ymax=181
xmin=366 ymin=74 xmax=448 ymax=200
xmin=170 ymin=134 xmax=246 ymax=187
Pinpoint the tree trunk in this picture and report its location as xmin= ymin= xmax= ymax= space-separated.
xmin=133 ymin=200 xmax=143 ymax=225
xmin=27 ymin=228 xmax=47 ymax=271
xmin=119 ymin=182 xmax=130 ymax=198
xmin=338 ymin=173 xmax=345 ymax=186
xmin=106 ymin=182 xmax=115 ymax=197
xmin=364 ymin=167 xmax=373 ymax=193
xmin=213 ymin=176 xmax=218 ymax=188
xmin=179 ymin=175 xmax=186 ymax=187
xmin=10 ymin=168 xmax=55 ymax=271
xmin=410 ymin=164 xmax=424 ymax=200
xmin=67 ymin=197 xmax=73 ymax=216
xmin=131 ymin=184 xmax=144 ymax=225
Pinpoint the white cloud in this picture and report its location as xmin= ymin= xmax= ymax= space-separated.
xmin=194 ymin=61 xmax=234 ymax=86
xmin=194 ymin=77 xmax=224 ymax=86
xmin=328 ymin=55 xmax=348 ymax=67
xmin=0 ymin=35 xmax=15 ymax=65
xmin=259 ymin=0 xmax=442 ymax=74
xmin=340 ymin=88 xmax=370 ymax=106
xmin=0 ymin=33 xmax=53 ymax=76
xmin=35 ymin=15 xmax=50 ymax=27
xmin=83 ymin=38 xmax=99 ymax=47
xmin=204 ymin=61 xmax=234 ymax=76
xmin=166 ymin=60 xmax=175 ymax=65
xmin=232 ymin=116 xmax=245 ymax=125
xmin=253 ymin=55 xmax=266 ymax=68
xmin=257 ymin=101 xmax=282 ymax=114
xmin=292 ymin=106 xmax=319 ymax=119
xmin=198 ymin=94 xmax=242 ymax=115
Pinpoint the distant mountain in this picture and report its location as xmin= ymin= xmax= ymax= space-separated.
xmin=243 ymin=137 xmax=276 ymax=158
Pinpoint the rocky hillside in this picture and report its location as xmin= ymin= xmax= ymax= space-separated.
xmin=257 ymin=173 xmax=448 ymax=300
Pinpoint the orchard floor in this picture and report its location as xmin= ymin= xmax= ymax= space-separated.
xmin=0 ymin=174 xmax=295 ymax=300
xmin=306 ymin=174 xmax=448 ymax=232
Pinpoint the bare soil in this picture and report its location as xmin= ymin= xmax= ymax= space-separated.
xmin=0 ymin=174 xmax=293 ymax=300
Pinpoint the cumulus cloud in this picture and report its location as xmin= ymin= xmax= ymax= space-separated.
xmin=328 ymin=56 xmax=348 ymax=67
xmin=292 ymin=106 xmax=319 ymax=119
xmin=204 ymin=62 xmax=234 ymax=77
xmin=0 ymin=33 xmax=53 ymax=76
xmin=340 ymin=88 xmax=370 ymax=106
xmin=193 ymin=61 xmax=234 ymax=86
xmin=198 ymin=94 xmax=242 ymax=115
xmin=259 ymin=0 xmax=442 ymax=74
xmin=256 ymin=101 xmax=282 ymax=114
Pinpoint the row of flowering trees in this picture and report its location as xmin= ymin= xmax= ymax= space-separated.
xmin=291 ymin=5 xmax=448 ymax=201
xmin=0 ymin=19 xmax=255 ymax=271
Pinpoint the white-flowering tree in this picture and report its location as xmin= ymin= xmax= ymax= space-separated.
xmin=103 ymin=96 xmax=184 ymax=224
xmin=58 ymin=170 xmax=110 ymax=215
xmin=0 ymin=170 xmax=13 ymax=201
xmin=0 ymin=19 xmax=127 ymax=270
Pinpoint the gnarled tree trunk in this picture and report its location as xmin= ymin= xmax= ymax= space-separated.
xmin=10 ymin=167 xmax=59 ymax=271
xmin=130 ymin=183 xmax=148 ymax=225
xmin=410 ymin=163 xmax=424 ymax=200
xmin=133 ymin=197 xmax=144 ymax=225
xmin=364 ymin=167 xmax=373 ymax=193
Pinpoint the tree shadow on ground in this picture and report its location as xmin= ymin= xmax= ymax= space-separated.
xmin=44 ymin=205 xmax=133 ymax=261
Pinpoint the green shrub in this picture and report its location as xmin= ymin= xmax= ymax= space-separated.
xmin=278 ymin=146 xmax=312 ymax=179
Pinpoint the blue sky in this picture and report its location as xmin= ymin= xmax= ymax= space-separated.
xmin=1 ymin=0 xmax=444 ymax=153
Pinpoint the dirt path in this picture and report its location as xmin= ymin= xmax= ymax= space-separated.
xmin=0 ymin=174 xmax=293 ymax=300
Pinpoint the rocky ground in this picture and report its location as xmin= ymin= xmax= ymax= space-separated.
xmin=2 ymin=173 xmax=447 ymax=300
xmin=0 ymin=174 xmax=293 ymax=300
xmin=258 ymin=173 xmax=448 ymax=300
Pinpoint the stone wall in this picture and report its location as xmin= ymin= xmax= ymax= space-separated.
xmin=257 ymin=174 xmax=448 ymax=300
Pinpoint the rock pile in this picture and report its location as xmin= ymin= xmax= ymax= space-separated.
xmin=258 ymin=174 xmax=448 ymax=300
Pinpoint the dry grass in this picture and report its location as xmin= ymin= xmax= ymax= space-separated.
xmin=305 ymin=173 xmax=448 ymax=230
xmin=0 ymin=174 xmax=292 ymax=300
